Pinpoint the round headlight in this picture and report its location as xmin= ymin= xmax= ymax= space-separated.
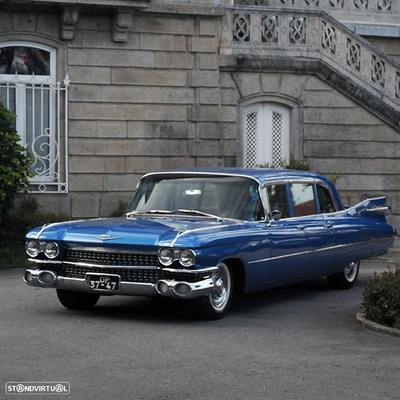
xmin=44 ymin=241 xmax=59 ymax=259
xmin=25 ymin=240 xmax=40 ymax=257
xmin=159 ymin=248 xmax=174 ymax=266
xmin=179 ymin=249 xmax=196 ymax=267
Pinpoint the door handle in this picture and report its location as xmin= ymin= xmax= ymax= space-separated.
xmin=325 ymin=224 xmax=333 ymax=229
xmin=297 ymin=225 xmax=306 ymax=230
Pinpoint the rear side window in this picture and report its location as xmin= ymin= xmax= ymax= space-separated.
xmin=267 ymin=184 xmax=290 ymax=219
xmin=290 ymin=183 xmax=317 ymax=217
xmin=317 ymin=185 xmax=336 ymax=214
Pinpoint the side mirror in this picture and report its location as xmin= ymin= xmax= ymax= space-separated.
xmin=271 ymin=210 xmax=282 ymax=221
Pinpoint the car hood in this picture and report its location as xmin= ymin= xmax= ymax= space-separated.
xmin=27 ymin=216 xmax=259 ymax=249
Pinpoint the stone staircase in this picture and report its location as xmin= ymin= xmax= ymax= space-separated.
xmin=220 ymin=3 xmax=400 ymax=131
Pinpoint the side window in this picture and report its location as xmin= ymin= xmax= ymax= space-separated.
xmin=290 ymin=183 xmax=317 ymax=217
xmin=267 ymin=184 xmax=290 ymax=219
xmin=317 ymin=185 xmax=336 ymax=214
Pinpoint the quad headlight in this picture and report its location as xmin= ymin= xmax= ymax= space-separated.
xmin=25 ymin=240 xmax=59 ymax=259
xmin=159 ymin=248 xmax=175 ymax=266
xmin=44 ymin=241 xmax=59 ymax=259
xmin=179 ymin=249 xmax=196 ymax=267
xmin=25 ymin=240 xmax=41 ymax=257
xmin=158 ymin=248 xmax=196 ymax=268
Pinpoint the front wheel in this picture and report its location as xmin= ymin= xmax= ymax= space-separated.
xmin=327 ymin=261 xmax=360 ymax=290
xmin=56 ymin=289 xmax=100 ymax=310
xmin=192 ymin=262 xmax=233 ymax=320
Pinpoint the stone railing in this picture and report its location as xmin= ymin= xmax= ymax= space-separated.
xmin=220 ymin=7 xmax=400 ymax=127
xmin=232 ymin=0 xmax=398 ymax=13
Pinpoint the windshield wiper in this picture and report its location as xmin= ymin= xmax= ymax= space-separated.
xmin=174 ymin=209 xmax=224 ymax=222
xmin=126 ymin=210 xmax=174 ymax=218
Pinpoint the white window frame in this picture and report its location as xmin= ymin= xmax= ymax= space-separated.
xmin=0 ymin=42 xmax=69 ymax=193
xmin=243 ymin=103 xmax=290 ymax=168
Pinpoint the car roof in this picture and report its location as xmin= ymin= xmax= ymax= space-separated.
xmin=143 ymin=168 xmax=333 ymax=186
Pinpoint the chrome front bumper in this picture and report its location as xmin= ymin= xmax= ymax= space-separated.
xmin=23 ymin=268 xmax=216 ymax=300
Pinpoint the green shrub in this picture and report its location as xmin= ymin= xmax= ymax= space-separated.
xmin=0 ymin=196 xmax=70 ymax=268
xmin=110 ymin=201 xmax=129 ymax=217
xmin=362 ymin=267 xmax=400 ymax=329
xmin=256 ymin=153 xmax=310 ymax=171
xmin=0 ymin=101 xmax=33 ymax=220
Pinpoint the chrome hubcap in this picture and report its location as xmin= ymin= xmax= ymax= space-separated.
xmin=211 ymin=264 xmax=230 ymax=310
xmin=345 ymin=262 xmax=358 ymax=282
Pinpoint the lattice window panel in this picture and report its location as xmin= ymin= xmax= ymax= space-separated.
xmin=347 ymin=39 xmax=361 ymax=71
xmin=377 ymin=0 xmax=391 ymax=11
xmin=233 ymin=13 xmax=251 ymax=43
xmin=245 ymin=112 xmax=258 ymax=168
xmin=371 ymin=55 xmax=385 ymax=88
xmin=354 ymin=0 xmax=368 ymax=9
xmin=271 ymin=112 xmax=284 ymax=169
xmin=322 ymin=21 xmax=336 ymax=55
xmin=262 ymin=15 xmax=278 ymax=44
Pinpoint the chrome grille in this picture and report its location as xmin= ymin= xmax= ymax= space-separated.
xmin=64 ymin=249 xmax=158 ymax=266
xmin=60 ymin=265 xmax=207 ymax=284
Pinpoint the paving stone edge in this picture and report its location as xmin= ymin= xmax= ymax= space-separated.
xmin=356 ymin=312 xmax=400 ymax=338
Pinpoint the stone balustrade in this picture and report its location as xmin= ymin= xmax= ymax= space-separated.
xmin=220 ymin=7 xmax=400 ymax=128
xmin=233 ymin=0 xmax=398 ymax=13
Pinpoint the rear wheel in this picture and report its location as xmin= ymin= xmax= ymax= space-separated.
xmin=192 ymin=262 xmax=233 ymax=320
xmin=56 ymin=289 xmax=100 ymax=310
xmin=327 ymin=261 xmax=360 ymax=290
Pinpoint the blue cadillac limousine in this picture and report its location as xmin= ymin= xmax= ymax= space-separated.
xmin=24 ymin=169 xmax=396 ymax=319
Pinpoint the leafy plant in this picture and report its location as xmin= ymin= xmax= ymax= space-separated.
xmin=362 ymin=267 xmax=400 ymax=329
xmin=0 ymin=100 xmax=33 ymax=220
xmin=256 ymin=153 xmax=310 ymax=171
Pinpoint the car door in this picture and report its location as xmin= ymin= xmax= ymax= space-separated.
xmin=289 ymin=181 xmax=336 ymax=278
xmin=265 ymin=182 xmax=308 ymax=286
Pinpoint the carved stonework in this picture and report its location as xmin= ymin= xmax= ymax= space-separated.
xmin=113 ymin=13 xmax=132 ymax=42
xmin=262 ymin=15 xmax=278 ymax=43
xmin=289 ymin=17 xmax=306 ymax=45
xmin=329 ymin=0 xmax=344 ymax=7
xmin=233 ymin=13 xmax=251 ymax=42
xmin=354 ymin=0 xmax=368 ymax=9
xmin=347 ymin=39 xmax=361 ymax=71
xmin=322 ymin=21 xmax=336 ymax=54
xmin=372 ymin=55 xmax=386 ymax=87
xmin=61 ymin=8 xmax=79 ymax=41
xmin=396 ymin=72 xmax=400 ymax=99
xmin=305 ymin=0 xmax=319 ymax=6
xmin=377 ymin=0 xmax=391 ymax=11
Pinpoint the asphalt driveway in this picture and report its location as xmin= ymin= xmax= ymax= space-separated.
xmin=0 ymin=262 xmax=399 ymax=400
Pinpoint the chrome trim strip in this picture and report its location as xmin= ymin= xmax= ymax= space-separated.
xmin=248 ymin=236 xmax=392 ymax=264
xmin=170 ymin=224 xmax=237 ymax=246
xmin=34 ymin=219 xmax=88 ymax=239
xmin=161 ymin=266 xmax=217 ymax=274
xmin=28 ymin=258 xmax=216 ymax=274
xmin=28 ymin=258 xmax=63 ymax=264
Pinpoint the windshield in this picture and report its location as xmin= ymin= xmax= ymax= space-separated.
xmin=127 ymin=174 xmax=266 ymax=221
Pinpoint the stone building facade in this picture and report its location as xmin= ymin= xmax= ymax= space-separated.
xmin=0 ymin=0 xmax=399 ymax=256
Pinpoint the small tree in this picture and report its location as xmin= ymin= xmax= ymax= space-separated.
xmin=0 ymin=100 xmax=32 ymax=220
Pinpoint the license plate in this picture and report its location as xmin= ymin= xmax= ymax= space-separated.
xmin=86 ymin=273 xmax=120 ymax=291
